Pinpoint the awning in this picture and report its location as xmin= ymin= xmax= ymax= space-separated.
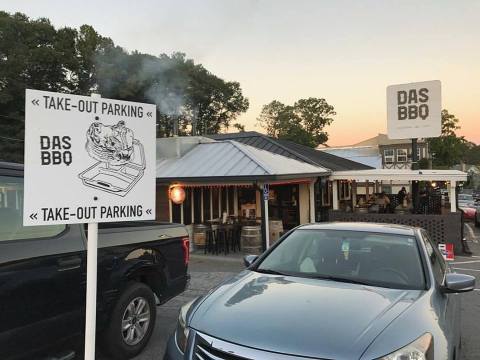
xmin=329 ymin=169 xmax=467 ymax=182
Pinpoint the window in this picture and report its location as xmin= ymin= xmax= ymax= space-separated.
xmin=421 ymin=230 xmax=446 ymax=285
xmin=257 ymin=229 xmax=426 ymax=290
xmin=384 ymin=149 xmax=394 ymax=164
xmin=397 ymin=149 xmax=408 ymax=162
xmin=0 ymin=176 xmax=65 ymax=242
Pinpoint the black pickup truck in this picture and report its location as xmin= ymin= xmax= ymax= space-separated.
xmin=0 ymin=162 xmax=190 ymax=359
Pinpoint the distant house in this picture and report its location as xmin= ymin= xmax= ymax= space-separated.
xmin=318 ymin=145 xmax=381 ymax=168
xmin=319 ymin=133 xmax=430 ymax=170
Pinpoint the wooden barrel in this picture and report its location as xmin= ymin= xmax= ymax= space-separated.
xmin=193 ymin=224 xmax=208 ymax=248
xmin=241 ymin=225 xmax=262 ymax=254
xmin=269 ymin=220 xmax=284 ymax=246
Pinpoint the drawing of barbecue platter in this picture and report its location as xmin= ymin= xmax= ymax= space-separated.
xmin=78 ymin=120 xmax=146 ymax=197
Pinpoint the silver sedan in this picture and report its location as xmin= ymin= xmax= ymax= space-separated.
xmin=165 ymin=222 xmax=475 ymax=360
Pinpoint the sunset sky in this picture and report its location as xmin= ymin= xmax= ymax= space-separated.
xmin=3 ymin=0 xmax=479 ymax=145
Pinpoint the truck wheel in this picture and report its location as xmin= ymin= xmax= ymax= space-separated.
xmin=104 ymin=282 xmax=156 ymax=359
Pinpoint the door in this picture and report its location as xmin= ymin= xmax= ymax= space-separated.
xmin=0 ymin=174 xmax=86 ymax=359
xmin=420 ymin=230 xmax=460 ymax=356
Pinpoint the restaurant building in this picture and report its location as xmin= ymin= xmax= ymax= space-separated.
xmin=155 ymin=136 xmax=332 ymax=253
xmin=154 ymin=134 xmax=468 ymax=255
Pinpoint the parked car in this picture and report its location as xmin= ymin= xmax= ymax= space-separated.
xmin=165 ymin=222 xmax=475 ymax=360
xmin=458 ymin=193 xmax=478 ymax=220
xmin=0 ymin=162 xmax=190 ymax=360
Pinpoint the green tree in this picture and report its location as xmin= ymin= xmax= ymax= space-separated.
xmin=463 ymin=142 xmax=480 ymax=165
xmin=428 ymin=110 xmax=467 ymax=167
xmin=232 ymin=123 xmax=246 ymax=132
xmin=0 ymin=12 xmax=78 ymax=162
xmin=96 ymin=51 xmax=249 ymax=137
xmin=0 ymin=11 xmax=249 ymax=161
xmin=257 ymin=97 xmax=335 ymax=147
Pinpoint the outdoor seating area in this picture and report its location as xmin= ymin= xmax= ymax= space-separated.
xmin=352 ymin=191 xmax=443 ymax=215
xmin=328 ymin=169 xmax=468 ymax=253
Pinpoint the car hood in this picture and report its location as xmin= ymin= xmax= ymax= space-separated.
xmin=190 ymin=271 xmax=424 ymax=360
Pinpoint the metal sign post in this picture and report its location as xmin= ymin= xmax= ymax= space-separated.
xmin=23 ymin=89 xmax=157 ymax=360
xmin=263 ymin=184 xmax=270 ymax=251
xmin=85 ymin=222 xmax=98 ymax=359
xmin=84 ymin=93 xmax=100 ymax=360
xmin=411 ymin=138 xmax=420 ymax=212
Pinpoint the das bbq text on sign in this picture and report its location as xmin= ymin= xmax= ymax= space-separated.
xmin=387 ymin=80 xmax=441 ymax=140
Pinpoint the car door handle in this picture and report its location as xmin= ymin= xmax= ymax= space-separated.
xmin=57 ymin=257 xmax=82 ymax=271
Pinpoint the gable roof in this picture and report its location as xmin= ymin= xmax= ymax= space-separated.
xmin=156 ymin=140 xmax=329 ymax=182
xmin=208 ymin=132 xmax=373 ymax=171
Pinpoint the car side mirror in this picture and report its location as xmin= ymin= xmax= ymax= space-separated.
xmin=443 ymin=273 xmax=476 ymax=293
xmin=243 ymin=255 xmax=258 ymax=268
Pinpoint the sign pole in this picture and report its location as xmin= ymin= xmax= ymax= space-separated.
xmin=84 ymin=93 xmax=101 ymax=360
xmin=411 ymin=138 xmax=419 ymax=212
xmin=262 ymin=184 xmax=270 ymax=251
xmin=85 ymin=222 xmax=98 ymax=359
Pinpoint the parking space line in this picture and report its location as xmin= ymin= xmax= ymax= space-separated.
xmin=451 ymin=260 xmax=480 ymax=265
xmin=453 ymin=267 xmax=480 ymax=272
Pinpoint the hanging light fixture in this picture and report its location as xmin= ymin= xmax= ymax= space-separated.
xmin=169 ymin=185 xmax=186 ymax=204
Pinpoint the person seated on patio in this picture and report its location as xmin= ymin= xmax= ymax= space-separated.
xmin=367 ymin=194 xmax=377 ymax=204
xmin=375 ymin=192 xmax=391 ymax=213
xmin=395 ymin=193 xmax=413 ymax=213
xmin=398 ymin=187 xmax=407 ymax=204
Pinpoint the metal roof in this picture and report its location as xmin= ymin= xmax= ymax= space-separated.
xmin=156 ymin=140 xmax=329 ymax=182
xmin=207 ymin=132 xmax=372 ymax=171
xmin=329 ymin=169 xmax=468 ymax=182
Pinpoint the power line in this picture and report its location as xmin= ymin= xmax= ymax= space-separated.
xmin=0 ymin=135 xmax=24 ymax=142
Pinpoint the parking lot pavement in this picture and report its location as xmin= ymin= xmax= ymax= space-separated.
xmin=130 ymin=254 xmax=244 ymax=360
xmin=455 ymin=222 xmax=480 ymax=360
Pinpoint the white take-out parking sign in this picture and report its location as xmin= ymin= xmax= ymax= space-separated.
xmin=23 ymin=89 xmax=157 ymax=226
xmin=387 ymin=80 xmax=442 ymax=140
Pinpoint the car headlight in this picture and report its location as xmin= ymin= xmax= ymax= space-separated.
xmin=175 ymin=299 xmax=195 ymax=353
xmin=378 ymin=333 xmax=433 ymax=360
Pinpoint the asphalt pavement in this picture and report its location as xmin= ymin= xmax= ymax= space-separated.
xmin=455 ymin=222 xmax=480 ymax=360
xmin=127 ymin=226 xmax=480 ymax=360
xmin=130 ymin=253 xmax=244 ymax=360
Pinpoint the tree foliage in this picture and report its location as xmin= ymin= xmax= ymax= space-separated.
xmin=428 ymin=110 xmax=468 ymax=167
xmin=257 ymin=98 xmax=335 ymax=147
xmin=0 ymin=11 xmax=249 ymax=162
xmin=463 ymin=142 xmax=480 ymax=165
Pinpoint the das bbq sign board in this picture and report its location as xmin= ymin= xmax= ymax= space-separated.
xmin=386 ymin=80 xmax=441 ymax=139
xmin=23 ymin=89 xmax=157 ymax=225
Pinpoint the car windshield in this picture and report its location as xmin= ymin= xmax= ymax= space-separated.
xmin=256 ymin=229 xmax=426 ymax=290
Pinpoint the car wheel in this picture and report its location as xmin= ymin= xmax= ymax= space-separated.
xmin=475 ymin=215 xmax=480 ymax=227
xmin=104 ymin=282 xmax=156 ymax=359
